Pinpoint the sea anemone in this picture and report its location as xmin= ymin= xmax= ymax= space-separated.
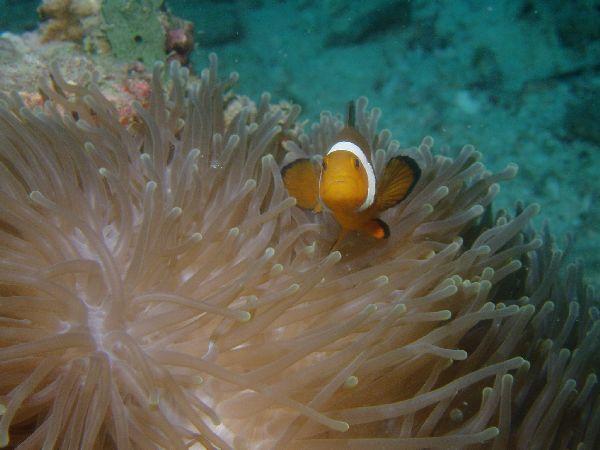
xmin=0 ymin=54 xmax=598 ymax=449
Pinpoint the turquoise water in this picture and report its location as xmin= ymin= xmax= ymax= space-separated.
xmin=1 ymin=0 xmax=598 ymax=280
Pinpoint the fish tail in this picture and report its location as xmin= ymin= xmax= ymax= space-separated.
xmin=363 ymin=218 xmax=390 ymax=239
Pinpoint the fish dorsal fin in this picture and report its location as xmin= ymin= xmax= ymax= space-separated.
xmin=347 ymin=100 xmax=356 ymax=128
xmin=281 ymin=158 xmax=322 ymax=212
xmin=334 ymin=127 xmax=372 ymax=161
xmin=324 ymin=101 xmax=375 ymax=211
xmin=331 ymin=100 xmax=372 ymax=161
xmin=375 ymin=155 xmax=421 ymax=211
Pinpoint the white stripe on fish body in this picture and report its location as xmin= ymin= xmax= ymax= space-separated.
xmin=328 ymin=141 xmax=376 ymax=211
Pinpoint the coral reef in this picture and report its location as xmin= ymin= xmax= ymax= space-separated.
xmin=36 ymin=0 xmax=194 ymax=67
xmin=38 ymin=0 xmax=101 ymax=43
xmin=0 ymin=55 xmax=597 ymax=449
xmin=0 ymin=32 xmax=153 ymax=125
xmin=164 ymin=17 xmax=194 ymax=65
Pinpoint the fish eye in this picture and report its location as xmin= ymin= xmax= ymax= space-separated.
xmin=322 ymin=160 xmax=327 ymax=171
xmin=353 ymin=158 xmax=360 ymax=169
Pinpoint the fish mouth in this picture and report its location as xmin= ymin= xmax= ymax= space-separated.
xmin=326 ymin=178 xmax=359 ymax=191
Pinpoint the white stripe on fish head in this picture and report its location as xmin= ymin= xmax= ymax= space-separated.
xmin=327 ymin=141 xmax=375 ymax=211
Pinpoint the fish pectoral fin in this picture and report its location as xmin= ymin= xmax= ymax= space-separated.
xmin=281 ymin=158 xmax=321 ymax=211
xmin=375 ymin=155 xmax=421 ymax=211
xmin=364 ymin=218 xmax=390 ymax=239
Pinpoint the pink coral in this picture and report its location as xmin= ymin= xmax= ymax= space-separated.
xmin=165 ymin=21 xmax=195 ymax=65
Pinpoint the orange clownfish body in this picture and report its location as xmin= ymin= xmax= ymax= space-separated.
xmin=282 ymin=102 xmax=421 ymax=246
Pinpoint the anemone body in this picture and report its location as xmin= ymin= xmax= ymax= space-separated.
xmin=0 ymin=55 xmax=598 ymax=449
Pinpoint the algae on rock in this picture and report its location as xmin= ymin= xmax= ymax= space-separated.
xmin=102 ymin=0 xmax=165 ymax=66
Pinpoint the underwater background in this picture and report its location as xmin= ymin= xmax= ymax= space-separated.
xmin=0 ymin=0 xmax=598 ymax=281
xmin=0 ymin=2 xmax=599 ymax=449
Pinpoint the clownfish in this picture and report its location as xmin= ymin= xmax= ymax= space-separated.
xmin=281 ymin=101 xmax=421 ymax=247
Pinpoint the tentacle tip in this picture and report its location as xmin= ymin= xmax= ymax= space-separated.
xmin=271 ymin=263 xmax=284 ymax=275
xmin=245 ymin=295 xmax=258 ymax=309
xmin=482 ymin=387 xmax=494 ymax=399
xmin=168 ymin=58 xmax=182 ymax=73
xmin=29 ymin=190 xmax=43 ymax=202
xmin=364 ymin=304 xmax=378 ymax=314
xmin=344 ymin=376 xmax=359 ymax=388
xmin=506 ymin=162 xmax=519 ymax=176
xmin=472 ymin=204 xmax=485 ymax=215
xmin=502 ymin=373 xmax=514 ymax=383
xmin=328 ymin=250 xmax=342 ymax=262
xmin=450 ymin=408 xmax=464 ymax=422
xmin=516 ymin=357 xmax=528 ymax=367
xmin=333 ymin=421 xmax=349 ymax=432
xmin=528 ymin=239 xmax=544 ymax=253
xmin=171 ymin=206 xmax=183 ymax=216
xmin=486 ymin=427 xmax=500 ymax=439
xmin=422 ymin=136 xmax=434 ymax=146
xmin=450 ymin=239 xmax=463 ymax=250
xmin=374 ymin=275 xmax=389 ymax=286
xmin=478 ymin=245 xmax=491 ymax=255
xmin=244 ymin=178 xmax=257 ymax=190
xmin=238 ymin=311 xmax=252 ymax=322
xmin=148 ymin=393 xmax=160 ymax=410
xmin=520 ymin=304 xmax=536 ymax=314
xmin=480 ymin=279 xmax=492 ymax=290
xmin=392 ymin=303 xmax=407 ymax=315
xmin=422 ymin=203 xmax=434 ymax=213
xmin=529 ymin=203 xmax=541 ymax=215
